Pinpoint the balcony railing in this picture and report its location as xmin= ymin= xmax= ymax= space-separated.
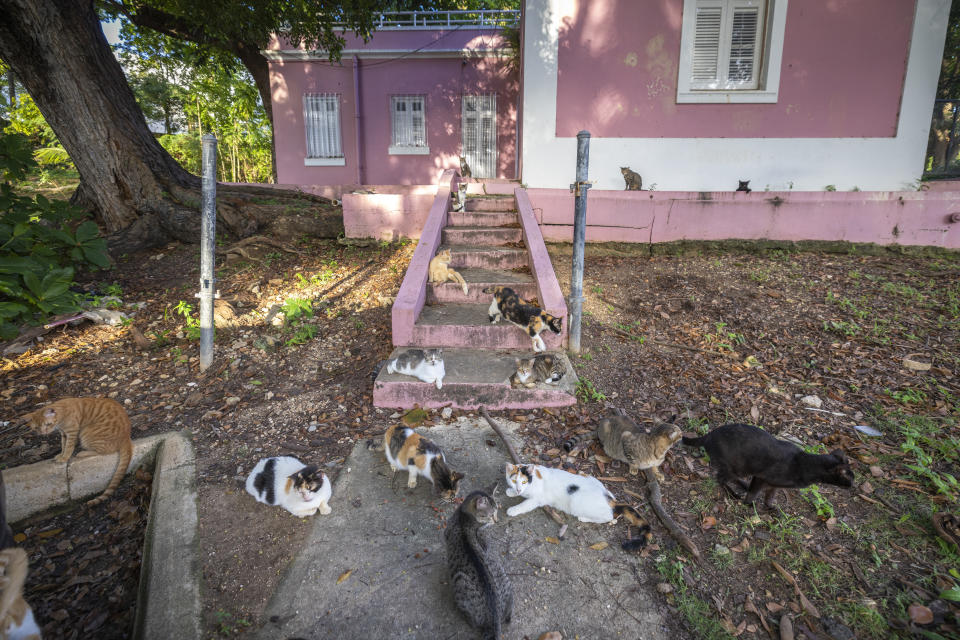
xmin=337 ymin=10 xmax=520 ymax=30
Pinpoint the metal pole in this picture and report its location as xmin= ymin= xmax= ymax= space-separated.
xmin=199 ymin=134 xmax=217 ymax=372
xmin=568 ymin=130 xmax=591 ymax=354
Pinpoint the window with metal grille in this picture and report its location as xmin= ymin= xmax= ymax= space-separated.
xmin=677 ymin=0 xmax=787 ymax=104
xmin=461 ymin=94 xmax=497 ymax=179
xmin=303 ymin=93 xmax=344 ymax=164
xmin=389 ymin=95 xmax=428 ymax=155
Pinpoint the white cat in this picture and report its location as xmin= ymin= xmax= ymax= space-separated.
xmin=504 ymin=463 xmax=651 ymax=551
xmin=385 ymin=348 xmax=445 ymax=389
xmin=0 ymin=548 xmax=42 ymax=640
xmin=245 ymin=456 xmax=332 ymax=517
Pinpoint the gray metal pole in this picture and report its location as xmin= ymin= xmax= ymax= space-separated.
xmin=568 ymin=130 xmax=591 ymax=354
xmin=199 ymin=134 xmax=218 ymax=372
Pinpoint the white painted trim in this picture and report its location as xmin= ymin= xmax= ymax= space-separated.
xmin=521 ymin=0 xmax=950 ymax=192
xmin=676 ymin=0 xmax=788 ymax=104
xmin=263 ymin=48 xmax=515 ymax=61
xmin=304 ymin=157 xmax=346 ymax=166
xmin=388 ymin=146 xmax=431 ymax=155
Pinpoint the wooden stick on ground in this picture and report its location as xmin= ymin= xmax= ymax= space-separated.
xmin=642 ymin=468 xmax=702 ymax=561
xmin=480 ymin=407 xmax=566 ymax=528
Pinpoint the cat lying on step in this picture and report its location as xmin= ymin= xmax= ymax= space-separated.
xmin=682 ymin=423 xmax=854 ymax=507
xmin=385 ymin=348 xmax=445 ymax=389
xmin=510 ymin=354 xmax=565 ymax=388
xmin=245 ymin=456 xmax=332 ymax=517
xmin=484 ymin=286 xmax=562 ymax=353
xmin=429 ymin=248 xmax=468 ymax=295
xmin=504 ymin=463 xmax=652 ymax=551
xmin=384 ymin=424 xmax=464 ymax=500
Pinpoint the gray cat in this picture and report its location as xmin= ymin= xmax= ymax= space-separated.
xmin=620 ymin=167 xmax=642 ymax=190
xmin=510 ymin=354 xmax=565 ymax=388
xmin=445 ymin=490 xmax=513 ymax=640
xmin=564 ymin=415 xmax=682 ymax=481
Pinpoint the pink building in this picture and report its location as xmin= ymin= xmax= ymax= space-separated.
xmin=265 ymin=11 xmax=520 ymax=186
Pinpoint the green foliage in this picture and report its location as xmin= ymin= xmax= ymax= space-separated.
xmin=0 ymin=120 xmax=108 ymax=339
xmin=575 ymin=377 xmax=606 ymax=403
xmin=281 ymin=297 xmax=313 ymax=322
xmin=800 ymin=485 xmax=835 ymax=520
xmin=173 ymin=300 xmax=201 ymax=340
xmin=285 ymin=323 xmax=317 ymax=347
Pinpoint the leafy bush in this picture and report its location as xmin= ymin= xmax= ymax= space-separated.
xmin=0 ymin=119 xmax=109 ymax=340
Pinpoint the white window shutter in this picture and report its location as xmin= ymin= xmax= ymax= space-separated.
xmin=391 ymin=95 xmax=427 ymax=149
xmin=462 ymin=94 xmax=496 ymax=178
xmin=303 ymin=93 xmax=343 ymax=159
xmin=727 ymin=1 xmax=764 ymax=88
xmin=692 ymin=1 xmax=722 ymax=85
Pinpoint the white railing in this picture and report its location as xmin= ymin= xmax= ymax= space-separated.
xmin=338 ymin=10 xmax=520 ymax=30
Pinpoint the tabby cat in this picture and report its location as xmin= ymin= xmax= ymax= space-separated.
xmin=564 ymin=415 xmax=682 ymax=482
xmin=510 ymin=354 xmax=565 ymax=388
xmin=385 ymin=349 xmax=445 ymax=389
xmin=484 ymin=286 xmax=563 ymax=353
xmin=459 ymin=156 xmax=473 ymax=180
xmin=383 ymin=424 xmax=464 ymax=499
xmin=620 ymin=167 xmax=642 ymax=191
xmin=682 ymin=423 xmax=855 ymax=507
xmin=445 ymin=490 xmax=513 ymax=640
xmin=20 ymin=397 xmax=133 ymax=506
xmin=429 ymin=249 xmax=468 ymax=296
xmin=505 ymin=463 xmax=652 ymax=551
xmin=0 ymin=548 xmax=42 ymax=640
xmin=245 ymin=456 xmax=332 ymax=517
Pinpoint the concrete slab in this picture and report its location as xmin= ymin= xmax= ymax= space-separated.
xmin=448 ymin=211 xmax=519 ymax=227
xmin=442 ymin=245 xmax=529 ymax=270
xmin=465 ymin=196 xmax=517 ymax=212
xmin=373 ymin=348 xmax=578 ymax=409
xmin=442 ymin=226 xmax=523 ymax=246
xmin=411 ymin=303 xmax=564 ymax=351
xmin=258 ymin=420 xmax=667 ymax=640
xmin=427 ymin=268 xmax=536 ymax=305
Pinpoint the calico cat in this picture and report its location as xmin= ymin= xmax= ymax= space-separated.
xmin=459 ymin=156 xmax=473 ymax=180
xmin=451 ymin=186 xmax=465 ymax=213
xmin=0 ymin=548 xmax=42 ymax=640
xmin=245 ymin=456 xmax=332 ymax=517
xmin=505 ymin=463 xmax=652 ymax=551
xmin=20 ymin=397 xmax=133 ymax=506
xmin=510 ymin=354 xmax=565 ymax=388
xmin=445 ymin=490 xmax=513 ymax=640
xmin=563 ymin=416 xmax=682 ymax=482
xmin=383 ymin=424 xmax=464 ymax=499
xmin=484 ymin=286 xmax=562 ymax=353
xmin=429 ymin=249 xmax=468 ymax=296
xmin=385 ymin=348 xmax=445 ymax=389
xmin=736 ymin=180 xmax=752 ymax=193
xmin=620 ymin=167 xmax=642 ymax=191
xmin=682 ymin=423 xmax=855 ymax=507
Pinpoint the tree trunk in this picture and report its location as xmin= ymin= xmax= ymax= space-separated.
xmin=235 ymin=42 xmax=278 ymax=183
xmin=0 ymin=0 xmax=340 ymax=254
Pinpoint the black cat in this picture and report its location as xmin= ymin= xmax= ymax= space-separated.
xmin=682 ymin=423 xmax=854 ymax=507
xmin=736 ymin=180 xmax=751 ymax=193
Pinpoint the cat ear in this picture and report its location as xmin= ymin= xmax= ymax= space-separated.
xmin=829 ymin=449 xmax=847 ymax=462
xmin=44 ymin=408 xmax=57 ymax=419
xmin=505 ymin=463 xmax=515 ymax=473
xmin=533 ymin=467 xmax=543 ymax=479
xmin=453 ymin=471 xmax=465 ymax=481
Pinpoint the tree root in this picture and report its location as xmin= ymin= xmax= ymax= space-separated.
xmin=640 ymin=470 xmax=701 ymax=561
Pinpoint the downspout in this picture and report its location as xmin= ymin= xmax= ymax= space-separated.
xmin=353 ymin=55 xmax=364 ymax=185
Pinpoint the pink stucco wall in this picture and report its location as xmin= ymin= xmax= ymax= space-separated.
xmin=342 ymin=186 xmax=437 ymax=240
xmin=269 ymin=31 xmax=519 ymax=186
xmin=554 ymin=0 xmax=915 ymax=138
xmin=526 ymin=189 xmax=960 ymax=249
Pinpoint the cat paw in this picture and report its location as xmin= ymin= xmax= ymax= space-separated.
xmin=319 ymin=505 xmax=332 ymax=515
xmin=54 ymin=455 xmax=70 ymax=464
xmin=505 ymin=488 xmax=517 ymax=497
xmin=407 ymin=480 xmax=418 ymax=489
xmin=505 ymin=506 xmax=520 ymax=517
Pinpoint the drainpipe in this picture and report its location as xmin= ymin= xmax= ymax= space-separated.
xmin=568 ymin=130 xmax=591 ymax=354
xmin=353 ymin=56 xmax=364 ymax=185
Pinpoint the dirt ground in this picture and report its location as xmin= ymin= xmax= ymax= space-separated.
xmin=2 ymin=236 xmax=960 ymax=639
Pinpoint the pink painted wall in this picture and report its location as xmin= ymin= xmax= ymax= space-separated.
xmin=554 ymin=0 xmax=915 ymax=138
xmin=342 ymin=187 xmax=437 ymax=241
xmin=269 ymin=31 xmax=519 ymax=185
xmin=526 ymin=189 xmax=960 ymax=249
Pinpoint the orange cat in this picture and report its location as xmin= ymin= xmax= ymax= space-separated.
xmin=0 ymin=548 xmax=41 ymax=640
xmin=429 ymin=249 xmax=468 ymax=295
xmin=20 ymin=398 xmax=133 ymax=506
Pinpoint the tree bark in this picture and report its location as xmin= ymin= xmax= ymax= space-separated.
xmin=0 ymin=0 xmax=339 ymax=254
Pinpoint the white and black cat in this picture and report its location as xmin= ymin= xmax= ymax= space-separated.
xmin=245 ymin=456 xmax=332 ymax=517
xmin=385 ymin=348 xmax=446 ymax=389
xmin=504 ymin=463 xmax=651 ymax=550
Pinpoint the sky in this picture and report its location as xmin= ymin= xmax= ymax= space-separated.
xmin=102 ymin=20 xmax=121 ymax=46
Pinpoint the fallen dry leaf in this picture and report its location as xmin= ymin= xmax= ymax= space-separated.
xmin=908 ymin=603 xmax=933 ymax=625
xmin=336 ymin=569 xmax=353 ymax=584
xmin=588 ymin=542 xmax=608 ymax=551
xmin=545 ymin=536 xmax=560 ymax=545
xmin=701 ymin=515 xmax=717 ymax=530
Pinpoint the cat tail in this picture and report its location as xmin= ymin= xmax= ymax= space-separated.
xmin=448 ymin=269 xmax=468 ymax=296
xmin=87 ymin=438 xmax=133 ymax=506
xmin=562 ymin=430 xmax=596 ymax=453
xmin=681 ymin=435 xmax=706 ymax=447
xmin=612 ymin=504 xmax=653 ymax=552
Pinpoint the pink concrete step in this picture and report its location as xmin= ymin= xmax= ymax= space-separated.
xmin=445 ymin=245 xmax=529 ymax=270
xmin=463 ymin=181 xmax=520 ymax=196
xmin=408 ymin=303 xmax=564 ymax=350
xmin=426 ymin=268 xmax=537 ymax=305
xmin=448 ymin=211 xmax=519 ymax=227
xmin=465 ymin=197 xmax=516 ymax=212
xmin=442 ymin=226 xmax=523 ymax=246
xmin=373 ymin=347 xmax=577 ymax=410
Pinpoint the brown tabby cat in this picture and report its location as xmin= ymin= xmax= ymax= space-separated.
xmin=20 ymin=398 xmax=133 ymax=506
xmin=564 ymin=415 xmax=682 ymax=482
xmin=620 ymin=167 xmax=642 ymax=190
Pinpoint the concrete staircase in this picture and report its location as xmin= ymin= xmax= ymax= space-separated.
xmin=374 ymin=174 xmax=577 ymax=410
